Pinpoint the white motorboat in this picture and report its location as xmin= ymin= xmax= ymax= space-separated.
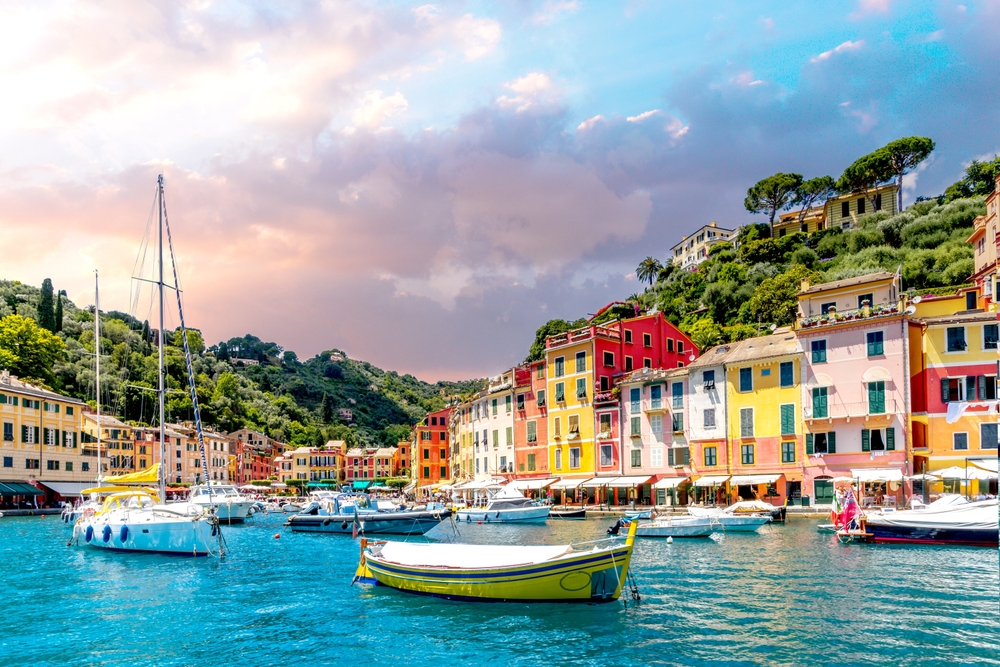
xmin=635 ymin=515 xmax=716 ymax=538
xmin=856 ymin=495 xmax=998 ymax=547
xmin=455 ymin=485 xmax=550 ymax=523
xmin=688 ymin=502 xmax=773 ymax=532
xmin=188 ymin=484 xmax=255 ymax=523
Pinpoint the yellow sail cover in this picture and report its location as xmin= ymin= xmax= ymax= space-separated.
xmin=104 ymin=463 xmax=160 ymax=485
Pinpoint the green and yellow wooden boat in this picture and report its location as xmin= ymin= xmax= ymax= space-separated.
xmin=353 ymin=520 xmax=638 ymax=602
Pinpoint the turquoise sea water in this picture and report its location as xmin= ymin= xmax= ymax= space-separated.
xmin=1 ymin=513 xmax=997 ymax=667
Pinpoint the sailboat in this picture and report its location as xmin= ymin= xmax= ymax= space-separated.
xmin=73 ymin=175 xmax=222 ymax=556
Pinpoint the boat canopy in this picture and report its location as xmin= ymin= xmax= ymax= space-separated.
xmin=508 ymin=478 xmax=557 ymax=490
xmin=607 ymin=475 xmax=652 ymax=487
xmin=352 ymin=481 xmax=372 ymax=490
xmin=730 ymin=474 xmax=781 ymax=486
xmin=850 ymin=468 xmax=903 ymax=483
xmin=653 ymin=477 xmax=688 ymax=489
xmin=693 ymin=475 xmax=730 ymax=487
xmin=374 ymin=541 xmax=573 ymax=569
xmin=104 ymin=463 xmax=160 ymax=485
xmin=550 ymin=478 xmax=586 ymax=490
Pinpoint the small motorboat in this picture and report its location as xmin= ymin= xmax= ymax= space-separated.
xmin=550 ymin=507 xmax=587 ymax=519
xmin=286 ymin=492 xmax=449 ymax=535
xmin=624 ymin=509 xmax=653 ymax=520
xmin=847 ymin=496 xmax=998 ymax=547
xmin=455 ymin=486 xmax=550 ymax=523
xmin=816 ymin=523 xmax=837 ymax=533
xmin=187 ymin=483 xmax=256 ymax=524
xmin=635 ymin=516 xmax=715 ymax=538
xmin=353 ymin=520 xmax=638 ymax=602
xmin=688 ymin=503 xmax=772 ymax=532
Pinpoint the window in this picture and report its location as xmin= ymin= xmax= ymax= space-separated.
xmin=671 ymin=413 xmax=683 ymax=433
xmin=672 ymin=382 xmax=683 ymax=408
xmin=440 ymin=432 xmax=447 ymax=442
xmin=46 ymin=459 xmax=59 ymax=471
xmin=624 ymin=329 xmax=632 ymax=344
xmin=630 ymin=388 xmax=640 ymax=412
xmin=82 ymin=462 xmax=89 ymax=472
xmin=423 ymin=448 xmax=430 ymax=459
xmin=677 ymin=341 xmax=684 ymax=354
xmin=739 ymin=368 xmax=753 ymax=392
xmin=984 ymin=325 xmax=998 ymax=350
xmin=625 ymin=356 xmax=633 ymax=371
xmin=500 ymin=456 xmax=508 ymax=472
xmin=475 ymin=458 xmax=480 ymax=474
xmin=668 ymin=447 xmax=689 ymax=466
xmin=741 ymin=444 xmax=755 ymax=465
xmin=568 ymin=415 xmax=579 ymax=436
xmin=440 ymin=466 xmax=447 ymax=478
xmin=967 ymin=291 xmax=978 ymax=310
xmin=779 ymin=361 xmax=794 ymax=387
xmin=421 ymin=431 xmax=432 ymax=441
xmin=527 ymin=421 xmax=537 ymax=443
xmin=667 ymin=339 xmax=674 ymax=352
xmin=600 ymin=445 xmax=613 ymax=466
xmin=812 ymin=387 xmax=828 ymax=418
xmin=806 ymin=432 xmax=836 ymax=455
xmin=841 ymin=201 xmax=850 ymax=218
xmin=978 ymin=376 xmax=997 ymax=400
xmin=740 ymin=407 xmax=754 ymax=438
xmin=440 ymin=448 xmax=447 ymax=458
xmin=861 ymin=427 xmax=894 ymax=452
xmin=868 ymin=381 xmax=886 ymax=414
xmin=643 ymin=358 xmax=652 ymax=368
xmin=856 ymin=198 xmax=865 ymax=214
xmin=527 ymin=453 xmax=536 ymax=471
xmin=630 ymin=448 xmax=642 ymax=467
xmin=650 ymin=385 xmax=662 ymax=409
xmin=536 ymin=363 xmax=545 ymax=379
xmin=555 ymin=357 xmax=565 ymax=377
xmin=599 ymin=413 xmax=612 ymax=436
xmin=811 ymin=340 xmax=827 ymax=363
xmin=874 ymin=193 xmax=882 ymax=210
xmin=821 ymin=302 xmax=836 ymax=315
xmin=537 ymin=389 xmax=546 ymax=407
xmin=2 ymin=457 xmax=10 ymax=468
xmin=703 ymin=370 xmax=715 ymax=390
xmin=946 ymin=327 xmax=966 ymax=352
xmin=576 ymin=378 xmax=587 ymax=399
xmin=980 ymin=423 xmax=998 ymax=450
xmin=781 ymin=441 xmax=796 ymax=463
xmin=780 ymin=404 xmax=795 ymax=435
xmin=603 ymin=351 xmax=614 ymax=367
xmin=505 ymin=395 xmax=512 ymax=413
xmin=504 ymin=427 xmax=512 ymax=446
xmin=554 ymin=449 xmax=562 ymax=469
xmin=66 ymin=406 xmax=73 ymax=416
xmin=867 ymin=331 xmax=884 ymax=356
xmin=649 ymin=414 xmax=663 ymax=436
xmin=555 ymin=383 xmax=565 ymax=403
xmin=643 ymin=333 xmax=652 ymax=348
xmin=554 ymin=417 xmax=561 ymax=438
xmin=2 ymin=422 xmax=11 ymax=441
xmin=953 ymin=432 xmax=968 ymax=451
xmin=651 ymin=447 xmax=663 ymax=467
xmin=576 ymin=351 xmax=587 ymax=373
xmin=704 ymin=408 xmax=716 ymax=428
xmin=630 ymin=416 xmax=641 ymax=437
xmin=704 ymin=446 xmax=717 ymax=466
xmin=25 ymin=458 xmax=39 ymax=470
xmin=491 ymin=430 xmax=499 ymax=448
xmin=569 ymin=447 xmax=581 ymax=468
xmin=761 ymin=368 xmax=770 ymax=377
xmin=600 ymin=376 xmax=610 ymax=391
xmin=422 ymin=466 xmax=430 ymax=479
xmin=941 ymin=378 xmax=963 ymax=403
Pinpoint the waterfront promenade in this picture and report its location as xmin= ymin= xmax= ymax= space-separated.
xmin=2 ymin=513 xmax=997 ymax=667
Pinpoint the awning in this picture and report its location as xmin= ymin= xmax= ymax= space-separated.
xmin=401 ymin=481 xmax=416 ymax=493
xmin=729 ymin=474 xmax=782 ymax=486
xmin=932 ymin=465 xmax=996 ymax=481
xmin=582 ymin=477 xmax=614 ymax=488
xmin=806 ymin=373 xmax=834 ymax=389
xmin=307 ymin=481 xmax=338 ymax=487
xmin=509 ymin=478 xmax=558 ymax=490
xmin=550 ymin=478 xmax=586 ymax=490
xmin=693 ymin=475 xmax=730 ymax=487
xmin=850 ymin=468 xmax=903 ymax=482
xmin=653 ymin=477 xmax=689 ymax=489
xmin=607 ymin=475 xmax=652 ymax=487
xmin=352 ymin=481 xmax=372 ymax=490
xmin=969 ymin=458 xmax=999 ymax=473
xmin=0 ymin=482 xmax=44 ymax=496
xmin=861 ymin=366 xmax=892 ymax=383
xmin=38 ymin=481 xmax=93 ymax=496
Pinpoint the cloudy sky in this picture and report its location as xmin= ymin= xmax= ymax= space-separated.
xmin=1 ymin=0 xmax=997 ymax=380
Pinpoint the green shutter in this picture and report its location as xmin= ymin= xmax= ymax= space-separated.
xmin=55 ymin=404 xmax=60 ymax=413
xmin=667 ymin=448 xmax=675 ymax=466
xmin=965 ymin=376 xmax=977 ymax=401
xmin=805 ymin=433 xmax=814 ymax=455
xmin=21 ymin=425 xmax=27 ymax=442
xmin=56 ymin=429 xmax=61 ymax=446
xmin=828 ymin=431 xmax=836 ymax=453
xmin=869 ymin=382 xmax=885 ymax=414
xmin=780 ymin=404 xmax=794 ymax=435
xmin=978 ymin=376 xmax=986 ymax=401
xmin=886 ymin=427 xmax=895 ymax=451
xmin=941 ymin=378 xmax=950 ymax=403
xmin=861 ymin=429 xmax=870 ymax=452
xmin=73 ymin=431 xmax=78 ymax=447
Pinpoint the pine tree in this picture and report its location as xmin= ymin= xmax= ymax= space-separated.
xmin=320 ymin=392 xmax=333 ymax=423
xmin=38 ymin=279 xmax=55 ymax=331
xmin=54 ymin=290 xmax=64 ymax=332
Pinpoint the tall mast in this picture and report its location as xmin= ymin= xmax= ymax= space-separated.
xmin=158 ymin=175 xmax=166 ymax=502
xmin=95 ymin=270 xmax=102 ymax=483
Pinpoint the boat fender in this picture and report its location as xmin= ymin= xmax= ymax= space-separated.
xmin=323 ymin=519 xmax=331 ymax=526
xmin=666 ymin=537 xmax=673 ymax=544
xmin=102 ymin=525 xmax=112 ymax=543
xmin=85 ymin=525 xmax=94 ymax=543
xmin=120 ymin=525 xmax=129 ymax=543
xmin=341 ymin=522 xmax=349 ymax=530
xmin=211 ymin=523 xmax=218 ymax=537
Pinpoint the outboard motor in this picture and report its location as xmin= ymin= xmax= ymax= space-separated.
xmin=607 ymin=518 xmax=626 ymax=535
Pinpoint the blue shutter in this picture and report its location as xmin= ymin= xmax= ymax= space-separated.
xmin=941 ymin=378 xmax=950 ymax=403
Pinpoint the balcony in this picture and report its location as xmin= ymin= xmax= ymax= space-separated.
xmin=643 ymin=399 xmax=668 ymax=414
xmin=593 ymin=391 xmax=618 ymax=405
xmin=805 ymin=400 xmax=899 ymax=420
xmin=546 ymin=324 xmax=621 ymax=350
xmin=798 ymin=302 xmax=901 ymax=329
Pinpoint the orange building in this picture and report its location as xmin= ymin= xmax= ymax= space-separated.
xmin=513 ymin=362 xmax=549 ymax=479
xmin=414 ymin=407 xmax=452 ymax=491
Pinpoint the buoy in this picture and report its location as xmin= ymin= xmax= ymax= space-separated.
xmin=274 ymin=533 xmax=280 ymax=539
xmin=120 ymin=525 xmax=129 ymax=543
xmin=666 ymin=536 xmax=673 ymax=544
xmin=477 ymin=521 xmax=482 ymax=525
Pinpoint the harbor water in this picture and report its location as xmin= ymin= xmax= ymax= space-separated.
xmin=1 ymin=514 xmax=997 ymax=667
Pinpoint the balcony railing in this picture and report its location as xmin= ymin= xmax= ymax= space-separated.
xmin=546 ymin=324 xmax=621 ymax=349
xmin=805 ymin=400 xmax=899 ymax=419
xmin=798 ymin=302 xmax=901 ymax=329
xmin=593 ymin=391 xmax=617 ymax=404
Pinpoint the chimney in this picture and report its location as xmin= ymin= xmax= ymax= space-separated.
xmin=800 ymin=278 xmax=810 ymax=292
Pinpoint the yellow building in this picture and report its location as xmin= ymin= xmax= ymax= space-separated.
xmin=670 ymin=222 xmax=736 ymax=270
xmin=773 ymin=183 xmax=900 ymax=237
xmin=724 ymin=332 xmax=804 ymax=505
xmin=967 ymin=174 xmax=999 ymax=310
xmin=81 ymin=413 xmax=134 ymax=477
xmin=545 ymin=335 xmax=597 ymax=479
xmin=0 ymin=371 xmax=91 ymax=501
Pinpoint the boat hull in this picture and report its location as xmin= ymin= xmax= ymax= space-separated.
xmin=550 ymin=508 xmax=587 ymax=519
xmin=864 ymin=522 xmax=998 ymax=547
xmin=76 ymin=510 xmax=217 ymax=556
xmin=714 ymin=515 xmax=770 ymax=532
xmin=191 ymin=499 xmax=254 ymax=523
xmin=636 ymin=518 xmax=715 ymax=538
xmin=287 ymin=509 xmax=450 ymax=535
xmin=455 ymin=506 xmax=550 ymax=523
xmin=363 ymin=545 xmax=633 ymax=602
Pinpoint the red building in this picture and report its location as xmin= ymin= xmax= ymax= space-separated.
xmin=415 ymin=407 xmax=452 ymax=489
xmin=513 ymin=363 xmax=549 ymax=478
xmin=345 ymin=447 xmax=401 ymax=485
xmin=229 ymin=428 xmax=286 ymax=484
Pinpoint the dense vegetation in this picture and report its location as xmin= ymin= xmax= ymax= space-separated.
xmin=0 ymin=284 xmax=483 ymax=449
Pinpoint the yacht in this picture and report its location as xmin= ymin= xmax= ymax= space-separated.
xmin=187 ymin=484 xmax=255 ymax=523
xmin=455 ymin=485 xmax=550 ymax=523
xmin=859 ymin=495 xmax=998 ymax=547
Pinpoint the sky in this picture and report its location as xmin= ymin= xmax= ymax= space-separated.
xmin=1 ymin=0 xmax=998 ymax=381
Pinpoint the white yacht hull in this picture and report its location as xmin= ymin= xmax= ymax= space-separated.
xmin=76 ymin=507 xmax=218 ymax=556
xmin=191 ymin=499 xmax=254 ymax=523
xmin=455 ymin=505 xmax=550 ymax=523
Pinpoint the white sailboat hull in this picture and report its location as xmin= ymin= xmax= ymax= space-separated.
xmin=77 ymin=507 xmax=218 ymax=556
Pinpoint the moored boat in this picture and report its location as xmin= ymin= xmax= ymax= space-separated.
xmin=287 ymin=492 xmax=450 ymax=535
xmin=851 ymin=496 xmax=998 ymax=547
xmin=455 ymin=486 xmax=550 ymax=523
xmin=550 ymin=507 xmax=587 ymax=519
xmin=187 ymin=484 xmax=255 ymax=524
xmin=635 ymin=515 xmax=716 ymax=538
xmin=687 ymin=503 xmax=773 ymax=532
xmin=354 ymin=520 xmax=638 ymax=602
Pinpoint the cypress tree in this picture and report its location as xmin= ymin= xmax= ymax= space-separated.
xmin=54 ymin=290 xmax=64 ymax=332
xmin=38 ymin=278 xmax=55 ymax=331
xmin=320 ymin=392 xmax=332 ymax=423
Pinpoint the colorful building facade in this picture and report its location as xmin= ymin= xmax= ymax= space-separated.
xmin=513 ymin=362 xmax=549 ymax=478
xmin=415 ymin=407 xmax=452 ymax=489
